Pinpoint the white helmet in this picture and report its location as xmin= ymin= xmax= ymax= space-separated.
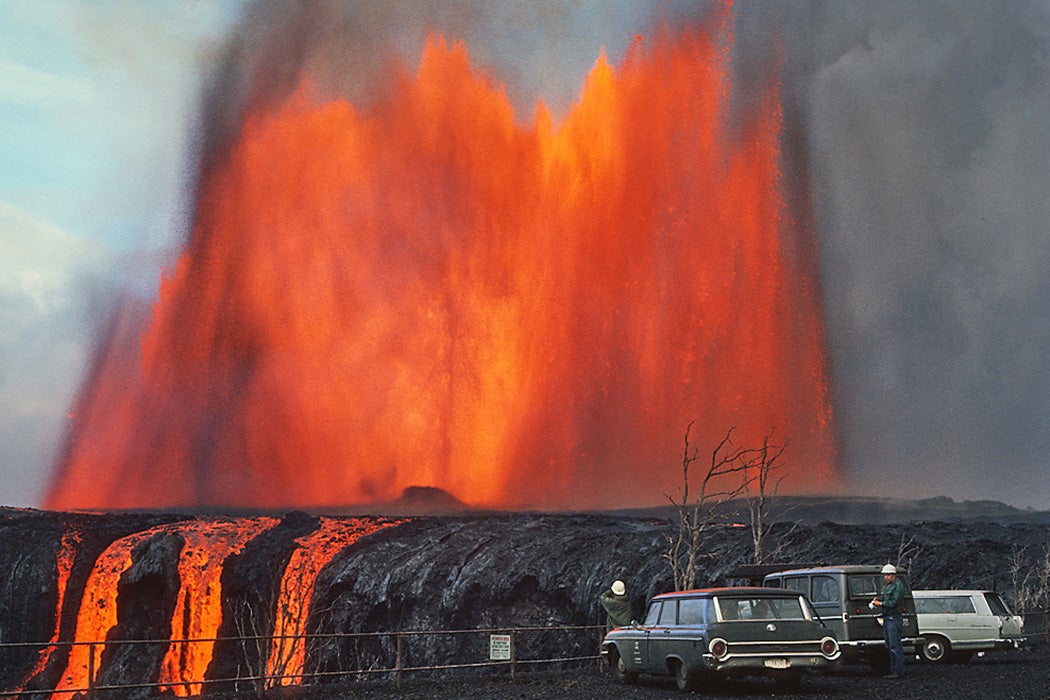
xmin=881 ymin=564 xmax=897 ymax=575
xmin=611 ymin=580 xmax=626 ymax=595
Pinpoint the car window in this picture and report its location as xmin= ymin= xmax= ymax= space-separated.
xmin=717 ymin=596 xmax=807 ymax=621
xmin=847 ymin=575 xmax=880 ymax=598
xmin=659 ymin=600 xmax=677 ymax=625
xmin=645 ymin=601 xmax=663 ymax=626
xmin=915 ymin=596 xmax=975 ymax=614
xmin=783 ymin=577 xmax=807 ymax=594
xmin=811 ymin=575 xmax=840 ymax=603
xmin=678 ymin=597 xmax=713 ymax=625
xmin=946 ymin=597 xmax=976 ymax=614
xmin=985 ymin=593 xmax=1012 ymax=616
xmin=914 ymin=597 xmax=945 ymax=614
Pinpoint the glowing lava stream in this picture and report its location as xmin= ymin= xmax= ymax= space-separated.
xmin=11 ymin=530 xmax=80 ymax=694
xmin=52 ymin=519 xmax=277 ymax=698
xmin=158 ymin=519 xmax=278 ymax=696
xmin=267 ymin=517 xmax=402 ymax=687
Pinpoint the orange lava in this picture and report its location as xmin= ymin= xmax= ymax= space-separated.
xmin=158 ymin=519 xmax=277 ymax=697
xmin=11 ymin=529 xmax=80 ymax=693
xmin=52 ymin=519 xmax=277 ymax=698
xmin=48 ymin=14 xmax=836 ymax=511
xmin=267 ymin=518 xmax=402 ymax=687
xmin=53 ymin=529 xmax=154 ymax=696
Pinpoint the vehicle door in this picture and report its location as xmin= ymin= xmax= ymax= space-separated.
xmin=676 ymin=596 xmax=711 ymax=669
xmin=985 ymin=592 xmax=1024 ymax=639
xmin=946 ymin=595 xmax=989 ymax=643
xmin=915 ymin=595 xmax=953 ymax=640
xmin=845 ymin=574 xmax=884 ymax=642
xmin=643 ymin=599 xmax=678 ymax=672
xmin=617 ymin=601 xmax=661 ymax=673
xmin=808 ymin=574 xmax=845 ymax=640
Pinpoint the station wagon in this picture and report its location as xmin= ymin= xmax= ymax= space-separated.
xmin=601 ymin=587 xmax=840 ymax=692
xmin=913 ymin=590 xmax=1025 ymax=663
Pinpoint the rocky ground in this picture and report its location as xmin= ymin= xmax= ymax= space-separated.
xmin=248 ymin=644 xmax=1050 ymax=699
xmin=4 ymin=502 xmax=1050 ymax=697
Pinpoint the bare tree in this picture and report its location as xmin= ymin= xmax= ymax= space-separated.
xmin=663 ymin=422 xmax=754 ymax=591
xmin=231 ymin=577 xmax=336 ymax=694
xmin=743 ymin=433 xmax=790 ymax=565
xmin=894 ymin=534 xmax=924 ymax=578
xmin=1010 ymin=536 xmax=1050 ymax=616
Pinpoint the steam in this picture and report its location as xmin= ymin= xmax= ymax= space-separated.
xmin=743 ymin=1 xmax=1050 ymax=506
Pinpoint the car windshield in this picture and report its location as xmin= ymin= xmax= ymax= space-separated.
xmin=717 ymin=596 xmax=807 ymax=621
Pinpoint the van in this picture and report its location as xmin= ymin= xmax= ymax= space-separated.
xmin=762 ymin=565 xmax=921 ymax=672
xmin=913 ymin=590 xmax=1025 ymax=663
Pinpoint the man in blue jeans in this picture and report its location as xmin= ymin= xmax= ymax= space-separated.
xmin=872 ymin=563 xmax=905 ymax=678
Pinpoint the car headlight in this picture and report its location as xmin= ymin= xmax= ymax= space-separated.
xmin=709 ymin=638 xmax=729 ymax=659
xmin=820 ymin=636 xmax=839 ymax=658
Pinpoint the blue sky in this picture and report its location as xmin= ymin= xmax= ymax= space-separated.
xmin=0 ymin=0 xmax=245 ymax=505
xmin=2 ymin=1 xmax=1049 ymax=510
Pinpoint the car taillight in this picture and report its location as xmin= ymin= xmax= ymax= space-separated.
xmin=710 ymin=638 xmax=729 ymax=659
xmin=820 ymin=637 xmax=839 ymax=658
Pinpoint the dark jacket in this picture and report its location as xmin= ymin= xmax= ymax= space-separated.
xmin=880 ymin=578 xmax=904 ymax=615
xmin=600 ymin=590 xmax=631 ymax=631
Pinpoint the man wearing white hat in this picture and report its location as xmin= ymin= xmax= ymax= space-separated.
xmin=600 ymin=580 xmax=631 ymax=633
xmin=871 ymin=563 xmax=905 ymax=678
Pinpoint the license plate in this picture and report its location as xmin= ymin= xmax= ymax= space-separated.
xmin=764 ymin=658 xmax=789 ymax=669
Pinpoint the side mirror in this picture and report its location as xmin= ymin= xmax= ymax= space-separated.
xmin=631 ymin=620 xmax=640 ymax=629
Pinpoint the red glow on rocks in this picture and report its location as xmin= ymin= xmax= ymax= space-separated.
xmin=267 ymin=518 xmax=402 ymax=687
xmin=54 ymin=529 xmax=153 ymax=695
xmin=48 ymin=16 xmax=837 ymax=512
xmin=52 ymin=519 xmax=277 ymax=697
xmin=11 ymin=529 xmax=80 ymax=694
xmin=158 ymin=519 xmax=277 ymax=697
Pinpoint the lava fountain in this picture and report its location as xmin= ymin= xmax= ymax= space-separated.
xmin=47 ymin=13 xmax=836 ymax=511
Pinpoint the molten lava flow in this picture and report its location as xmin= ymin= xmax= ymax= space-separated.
xmin=53 ymin=529 xmax=154 ymax=696
xmin=49 ymin=13 xmax=838 ymax=511
xmin=158 ymin=519 xmax=278 ymax=697
xmin=52 ymin=519 xmax=277 ymax=698
xmin=12 ymin=529 xmax=80 ymax=693
xmin=267 ymin=518 xmax=402 ymax=687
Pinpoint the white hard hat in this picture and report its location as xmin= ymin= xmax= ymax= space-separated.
xmin=612 ymin=580 xmax=626 ymax=595
xmin=881 ymin=564 xmax=897 ymax=575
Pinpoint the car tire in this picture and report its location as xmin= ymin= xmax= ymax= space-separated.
xmin=674 ymin=660 xmax=699 ymax=692
xmin=608 ymin=647 xmax=638 ymax=685
xmin=921 ymin=635 xmax=950 ymax=663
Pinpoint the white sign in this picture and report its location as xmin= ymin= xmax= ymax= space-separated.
xmin=489 ymin=634 xmax=512 ymax=661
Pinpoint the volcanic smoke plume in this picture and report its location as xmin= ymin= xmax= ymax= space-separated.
xmin=47 ymin=6 xmax=836 ymax=511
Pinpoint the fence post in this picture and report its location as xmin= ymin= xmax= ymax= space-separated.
xmin=510 ymin=631 xmax=516 ymax=680
xmin=396 ymin=633 xmax=403 ymax=690
xmin=87 ymin=642 xmax=95 ymax=700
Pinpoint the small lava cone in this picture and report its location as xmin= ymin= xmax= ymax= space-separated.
xmin=387 ymin=486 xmax=471 ymax=515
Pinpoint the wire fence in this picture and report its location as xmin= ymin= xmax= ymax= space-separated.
xmin=0 ymin=623 xmax=606 ymax=699
xmin=1021 ymin=609 xmax=1050 ymax=642
xmin=3 ymin=611 xmax=1046 ymax=699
